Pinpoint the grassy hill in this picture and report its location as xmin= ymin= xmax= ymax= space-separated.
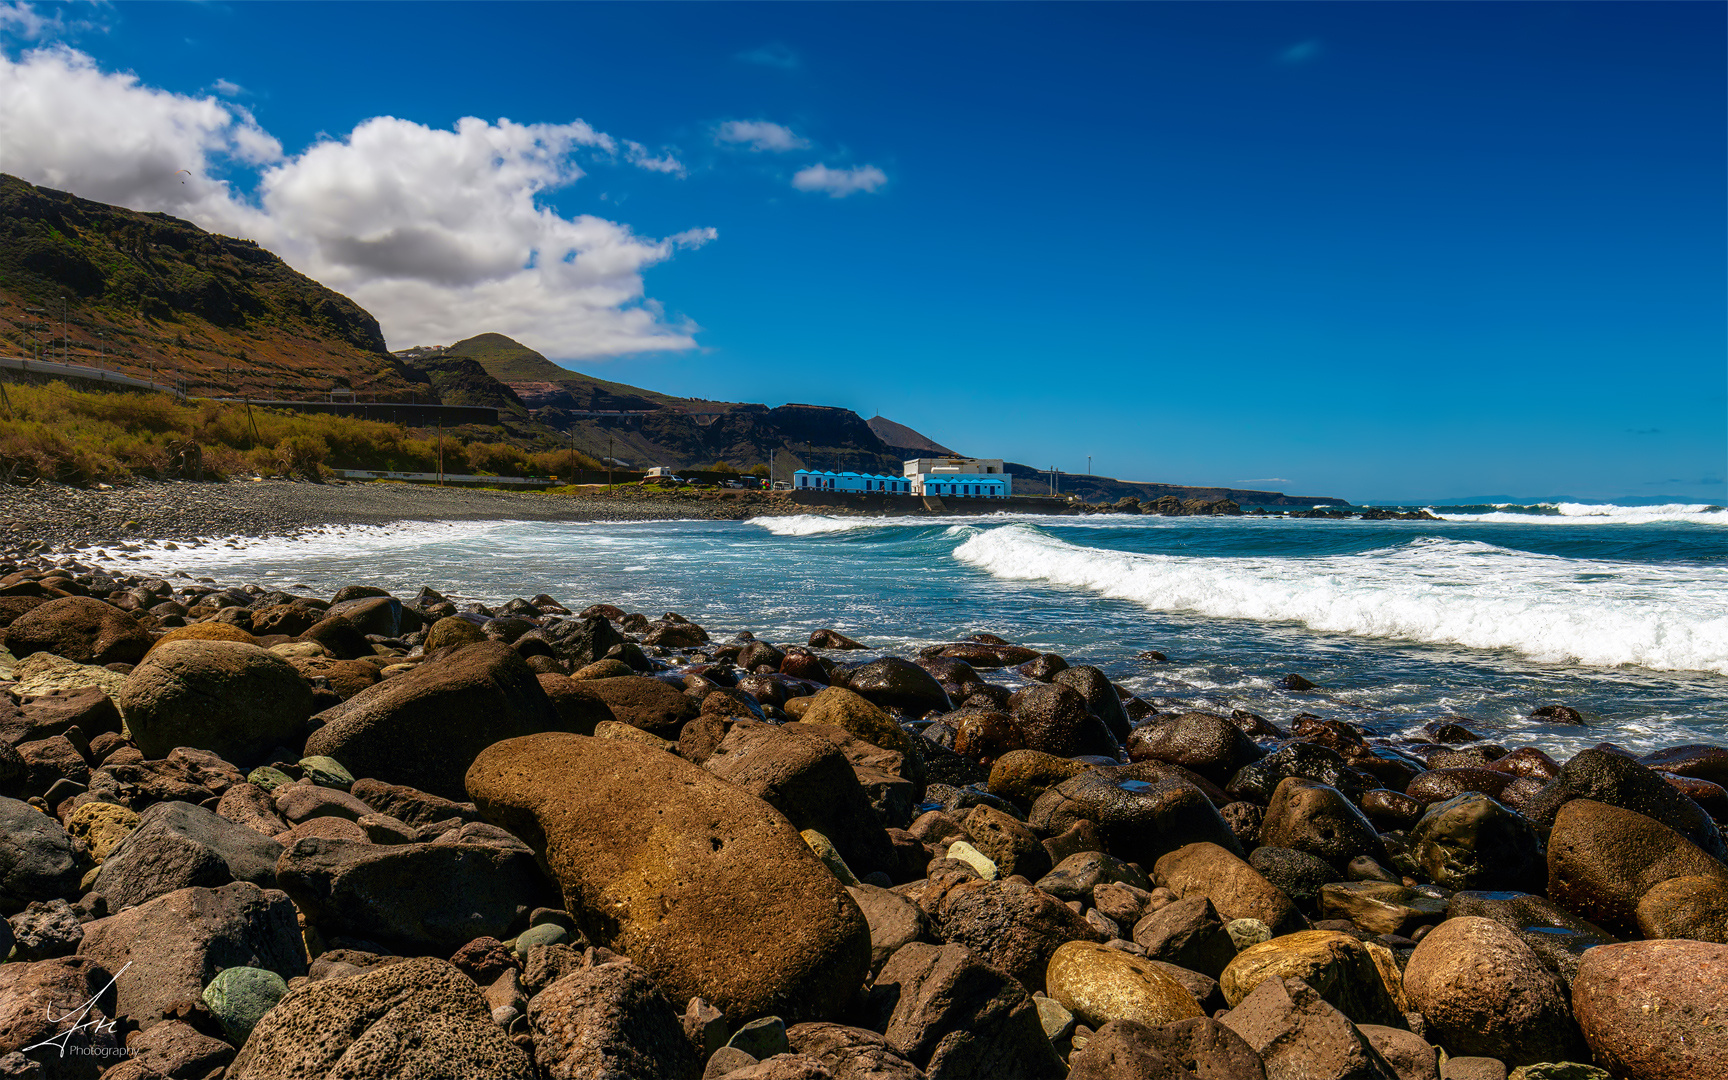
xmin=443 ymin=333 xmax=700 ymax=411
xmin=0 ymin=174 xmax=420 ymax=400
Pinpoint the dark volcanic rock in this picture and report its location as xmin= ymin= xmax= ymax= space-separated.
xmin=1571 ymin=939 xmax=1728 ymax=1080
xmin=934 ymin=877 xmax=1104 ymax=989
xmin=1127 ymin=711 xmax=1265 ymax=788
xmin=92 ymin=800 xmax=282 ymax=911
xmin=1407 ymin=792 xmax=1545 ymax=893
xmin=3 ymin=595 xmax=150 ymax=666
xmin=844 ymin=658 xmax=953 ymax=718
xmin=1030 ymin=763 xmax=1244 ymax=867
xmin=0 ymin=796 xmax=81 ymax=913
xmin=528 ymin=960 xmax=699 ymax=1080
xmin=1259 ymin=777 xmax=1384 ymax=872
xmin=1527 ymin=747 xmax=1725 ymax=860
xmin=117 ymin=640 xmax=316 ymax=765
xmin=1546 ymin=798 xmax=1728 ymax=935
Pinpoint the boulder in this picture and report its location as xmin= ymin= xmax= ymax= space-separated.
xmin=124 ymin=1020 xmax=237 ymax=1079
xmin=1446 ymin=891 xmax=1617 ymax=988
xmin=226 ymin=956 xmax=534 ymax=1079
xmin=92 ymin=801 xmax=282 ymax=911
xmin=466 ymin=732 xmax=870 ymax=1021
xmin=785 ymin=1022 xmax=925 ymax=1080
xmin=3 ymin=596 xmax=150 ymax=666
xmin=0 ymin=796 xmax=82 ymax=913
xmin=570 ymin=675 xmax=699 ymax=736
xmin=1155 ymin=842 xmax=1307 ymax=936
xmin=201 ymin=965 xmax=287 ymax=1044
xmin=988 ymin=750 xmax=1091 ymax=809
xmin=120 ymin=639 xmax=319 ymax=767
xmin=1132 ymin=896 xmax=1238 ymax=978
xmin=348 ymin=777 xmax=481 ymax=828
xmin=844 ymin=658 xmax=953 ymax=718
xmin=1052 ymin=666 xmax=1133 ymax=743
xmin=797 ymin=687 xmax=914 ymax=757
xmin=863 ymin=941 xmax=1065 ymax=1079
xmin=1032 ymin=765 xmax=1244 ymax=868
xmin=1220 ymin=931 xmax=1404 ymax=1028
xmin=1635 ymin=874 xmax=1728 ymax=943
xmin=535 ymin=672 xmax=616 ymax=735
xmin=303 ymin=641 xmax=562 ymax=801
xmin=1545 ymin=798 xmax=1728 ymax=934
xmin=934 ymin=877 xmax=1104 ymax=989
xmin=1570 ymin=939 xmax=1728 ymax=1080
xmin=1358 ymin=1026 xmax=1439 ymax=1080
xmin=297 ymin=615 xmax=374 ymax=660
xmin=1011 ymin=683 xmax=1114 ymax=757
xmin=1067 ymin=1017 xmax=1268 ymax=1080
xmin=961 ymin=804 xmax=1050 ymax=881
xmin=1037 ymin=850 xmax=1151 ymax=901
xmin=0 ymin=955 xmax=123 ymax=1078
xmin=1527 ymin=748 xmax=1725 ymax=860
xmin=63 ymin=801 xmax=141 ymax=863
xmin=1046 ymin=940 xmax=1205 ymax=1028
xmin=1402 ymin=916 xmax=1584 ymax=1066
xmin=6 ymin=687 xmax=122 ymax=744
xmin=77 ymin=881 xmax=306 ymax=1031
xmin=1260 ymin=777 xmax=1384 ymax=871
xmin=846 ymin=883 xmax=933 ymax=975
xmin=274 ymin=835 xmax=552 ymax=953
xmin=1407 ymin=793 xmax=1544 ymax=893
xmin=1219 ymin=976 xmax=1397 ymax=1080
xmin=326 ymin=595 xmax=401 ymax=638
xmin=703 ymin=721 xmax=895 ymax=878
xmin=1318 ymin=882 xmax=1446 ymax=937
xmin=810 ymin=629 xmax=866 ymax=650
xmin=528 ymin=960 xmax=699 ymax=1080
xmin=1127 ymin=712 xmax=1265 ymax=787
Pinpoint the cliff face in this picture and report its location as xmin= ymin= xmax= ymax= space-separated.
xmin=0 ymin=174 xmax=419 ymax=399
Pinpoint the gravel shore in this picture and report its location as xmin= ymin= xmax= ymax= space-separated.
xmin=0 ymin=478 xmax=803 ymax=556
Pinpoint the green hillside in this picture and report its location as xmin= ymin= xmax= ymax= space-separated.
xmin=444 ymin=333 xmax=698 ymax=411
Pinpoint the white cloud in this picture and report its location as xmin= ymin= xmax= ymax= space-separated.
xmin=0 ymin=45 xmax=713 ymax=359
xmin=791 ymin=163 xmax=886 ymax=198
xmin=212 ymin=77 xmax=243 ymax=96
xmin=0 ymin=1 xmax=58 ymax=40
xmin=715 ymin=119 xmax=807 ymax=153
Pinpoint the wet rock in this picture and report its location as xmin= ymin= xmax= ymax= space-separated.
xmin=950 ymin=710 xmax=1026 ymax=767
xmin=1032 ymin=764 xmax=1244 ymax=867
xmin=1157 ymin=842 xmax=1307 ymax=936
xmin=1126 ymin=712 xmax=1266 ymax=788
xmin=227 ymin=956 xmax=534 ymax=1079
xmin=1317 ymin=882 xmax=1446 ymax=937
xmin=77 ymin=881 xmax=306 ymax=1031
xmin=1526 ymin=748 xmax=1725 ymax=860
xmin=1640 ymin=744 xmax=1728 ymax=788
xmin=303 ymin=641 xmax=562 ymax=801
xmin=424 ymin=615 xmax=486 ymax=650
xmin=1259 ymin=778 xmax=1384 ymax=872
xmin=961 ymin=804 xmax=1050 ymax=881
xmin=1053 ymin=666 xmax=1133 ymax=743
xmin=274 ymin=834 xmax=550 ymax=954
xmin=1408 ymin=793 xmax=1544 ymax=893
xmin=3 ymin=596 xmax=150 ymax=667
xmin=528 ymin=960 xmax=699 ymax=1080
xmin=1570 ymin=939 xmax=1728 ymax=1080
xmin=1402 ymin=916 xmax=1583 ymax=1066
xmin=1012 ymin=683 xmax=1116 ymax=758
xmin=987 ymin=751 xmax=1092 ymax=810
xmin=1219 ymin=976 xmax=1397 ymax=1080
xmin=934 ymin=877 xmax=1104 ymax=989
xmin=1131 ymin=896 xmax=1237 ymax=978
xmin=1545 ymin=798 xmax=1728 ymax=934
xmin=1360 ymin=790 xmax=1426 ymax=832
xmin=1220 ymin=931 xmax=1404 ymax=1027
xmin=844 ymin=659 xmax=953 ymax=719
xmin=809 ymin=629 xmax=866 ymax=650
xmin=863 ymin=941 xmax=1065 ymax=1080
xmin=1446 ymin=891 xmax=1617 ymax=988
xmin=1036 ymin=851 xmax=1151 ymax=901
xmin=467 ymin=732 xmax=870 ymax=1021
xmin=92 ymin=801 xmax=282 ymax=911
xmin=298 ymin=615 xmax=374 ymax=661
xmin=1249 ymin=847 xmax=1338 ymax=913
xmin=1635 ymin=874 xmax=1728 ymax=943
xmin=1226 ymin=742 xmax=1362 ymax=804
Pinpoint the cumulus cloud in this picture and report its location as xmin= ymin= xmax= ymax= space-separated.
xmin=0 ymin=1 xmax=58 ymax=39
xmin=791 ymin=163 xmax=886 ymax=198
xmin=0 ymin=44 xmax=713 ymax=359
xmin=715 ymin=119 xmax=807 ymax=153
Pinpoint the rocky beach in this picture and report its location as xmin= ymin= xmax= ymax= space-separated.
xmin=0 ymin=498 xmax=1723 ymax=1080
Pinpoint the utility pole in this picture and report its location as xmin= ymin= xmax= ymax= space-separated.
xmin=60 ymin=296 xmax=67 ymax=363
xmin=437 ymin=421 xmax=444 ymax=486
xmin=1088 ymin=455 xmax=1092 ymax=476
xmin=607 ymin=434 xmax=614 ymax=487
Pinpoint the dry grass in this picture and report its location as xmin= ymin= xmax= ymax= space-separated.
xmin=0 ymin=380 xmax=600 ymax=485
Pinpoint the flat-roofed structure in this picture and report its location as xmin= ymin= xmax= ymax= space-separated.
xmin=793 ymin=469 xmax=911 ymax=493
xmin=904 ymin=456 xmax=1012 ymax=499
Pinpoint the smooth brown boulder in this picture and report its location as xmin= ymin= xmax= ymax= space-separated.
xmin=466 ymin=732 xmax=870 ymax=1021
xmin=797 ymin=686 xmax=913 ymax=756
xmin=3 ymin=595 xmax=151 ymax=666
xmin=1546 ymin=798 xmax=1728 ymax=934
xmin=303 ymin=641 xmax=562 ymax=801
xmin=1407 ymin=792 xmax=1544 ymax=893
xmin=1401 ymin=916 xmax=1583 ymax=1067
xmin=1635 ymin=874 xmax=1728 ymax=943
xmin=962 ymin=803 xmax=1051 ymax=881
xmin=1046 ymin=940 xmax=1205 ymax=1029
xmin=1126 ymin=711 xmax=1265 ymax=787
xmin=536 ymin=672 xmax=617 ymax=735
xmin=1219 ymin=976 xmax=1397 ymax=1080
xmin=570 ymin=675 xmax=699 ymax=736
xmin=1571 ymin=939 xmax=1728 ymax=1080
xmin=227 ymin=956 xmax=534 ymax=1079
xmin=1154 ymin=842 xmax=1307 ymax=936
xmin=1220 ymin=931 xmax=1404 ymax=1028
xmin=118 ymin=640 xmax=317 ymax=765
xmin=1260 ymin=777 xmax=1384 ymax=871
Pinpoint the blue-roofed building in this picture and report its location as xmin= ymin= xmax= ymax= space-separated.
xmin=793 ymin=469 xmax=911 ymax=494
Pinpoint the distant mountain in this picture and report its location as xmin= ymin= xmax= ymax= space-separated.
xmin=443 ymin=333 xmax=693 ymax=411
xmin=393 ymin=349 xmax=527 ymax=417
xmin=0 ymin=174 xmax=420 ymax=399
xmin=868 ymin=415 xmax=955 ymax=456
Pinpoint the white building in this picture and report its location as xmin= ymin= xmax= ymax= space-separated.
xmin=904 ymin=457 xmax=1012 ymax=499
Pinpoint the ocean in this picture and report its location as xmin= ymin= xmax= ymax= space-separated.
xmin=112 ymin=502 xmax=1727 ymax=758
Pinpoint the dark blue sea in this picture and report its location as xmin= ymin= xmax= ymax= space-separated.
xmin=116 ymin=502 xmax=1727 ymax=757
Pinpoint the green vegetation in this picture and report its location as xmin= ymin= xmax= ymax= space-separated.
xmin=444 ymin=333 xmax=696 ymax=411
xmin=0 ymin=381 xmax=601 ymax=486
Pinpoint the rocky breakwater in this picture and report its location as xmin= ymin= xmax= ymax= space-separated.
xmin=0 ymin=556 xmax=1725 ymax=1078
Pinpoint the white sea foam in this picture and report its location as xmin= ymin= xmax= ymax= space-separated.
xmin=1428 ymin=502 xmax=1728 ymax=525
xmin=951 ymin=525 xmax=1728 ymax=675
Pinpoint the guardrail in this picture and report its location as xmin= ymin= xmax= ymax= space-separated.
xmin=0 ymin=355 xmax=184 ymax=396
xmin=336 ymin=469 xmax=558 ymax=487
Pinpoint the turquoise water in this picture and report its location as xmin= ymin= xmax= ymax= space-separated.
xmin=115 ymin=503 xmax=1728 ymax=757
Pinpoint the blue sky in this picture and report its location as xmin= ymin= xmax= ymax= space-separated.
xmin=2 ymin=1 xmax=1722 ymax=502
